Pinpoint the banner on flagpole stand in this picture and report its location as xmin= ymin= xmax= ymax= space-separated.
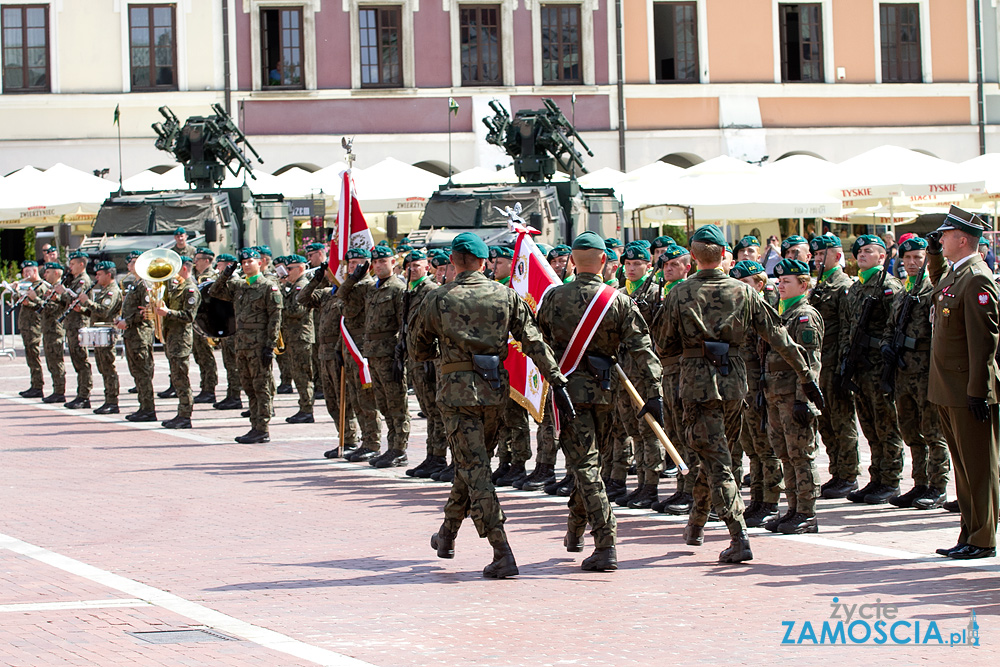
xmin=340 ymin=316 xmax=372 ymax=388
xmin=328 ymin=169 xmax=375 ymax=283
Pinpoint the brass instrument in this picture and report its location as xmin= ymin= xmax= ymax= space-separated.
xmin=135 ymin=248 xmax=183 ymax=343
xmin=275 ymin=330 xmax=286 ymax=356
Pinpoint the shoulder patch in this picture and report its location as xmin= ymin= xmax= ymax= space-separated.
xmin=799 ymin=315 xmax=809 ymax=323
xmin=884 ymin=288 xmax=893 ymax=295
xmin=188 ymin=296 xmax=196 ymax=304
xmin=271 ymin=285 xmax=279 ymax=291
xmin=979 ymin=292 xmax=990 ymax=306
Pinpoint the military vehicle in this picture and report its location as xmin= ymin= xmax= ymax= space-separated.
xmin=407 ymin=98 xmax=621 ymax=250
xmin=79 ymin=104 xmax=292 ymax=268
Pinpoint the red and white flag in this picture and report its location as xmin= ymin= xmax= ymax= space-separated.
xmin=328 ymin=169 xmax=375 ymax=282
xmin=504 ymin=224 xmax=561 ymax=423
xmin=340 ymin=316 xmax=372 ymax=388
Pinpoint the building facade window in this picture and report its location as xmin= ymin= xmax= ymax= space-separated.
xmin=359 ymin=6 xmax=402 ymax=87
xmin=879 ymin=3 xmax=921 ymax=83
xmin=460 ymin=5 xmax=502 ymax=86
xmin=1 ymin=4 xmax=49 ymax=93
xmin=261 ymin=7 xmax=304 ymax=89
xmin=652 ymin=2 xmax=698 ymax=83
xmin=540 ymin=3 xmax=581 ymax=84
xmin=128 ymin=4 xmax=177 ymax=91
xmin=778 ymin=3 xmax=823 ymax=82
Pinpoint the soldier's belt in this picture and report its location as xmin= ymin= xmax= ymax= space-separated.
xmin=682 ymin=344 xmax=739 ymax=358
xmin=660 ymin=354 xmax=681 ymax=366
xmin=901 ymin=336 xmax=930 ymax=351
xmin=441 ymin=356 xmax=502 ymax=390
xmin=766 ymin=359 xmax=794 ymax=373
xmin=367 ymin=331 xmax=397 ymax=340
xmin=240 ymin=323 xmax=267 ymax=330
xmin=859 ymin=334 xmax=882 ymax=349
xmin=441 ymin=361 xmax=475 ymax=374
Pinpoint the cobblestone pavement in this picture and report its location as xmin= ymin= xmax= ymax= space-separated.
xmin=0 ymin=346 xmax=997 ymax=666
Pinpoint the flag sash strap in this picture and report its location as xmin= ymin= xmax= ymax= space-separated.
xmin=340 ymin=316 xmax=372 ymax=388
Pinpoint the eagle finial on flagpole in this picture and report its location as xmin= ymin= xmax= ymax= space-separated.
xmin=342 ymin=136 xmax=355 ymax=170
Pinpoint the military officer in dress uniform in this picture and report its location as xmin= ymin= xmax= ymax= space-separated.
xmin=54 ymin=251 xmax=93 ymax=409
xmin=928 ymin=207 xmax=999 ymax=560
xmin=16 ymin=260 xmax=47 ymax=398
xmin=78 ymin=260 xmax=123 ymax=414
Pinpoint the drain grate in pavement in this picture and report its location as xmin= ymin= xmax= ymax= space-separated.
xmin=127 ymin=629 xmax=238 ymax=644
xmin=2 ymin=447 xmax=69 ymax=453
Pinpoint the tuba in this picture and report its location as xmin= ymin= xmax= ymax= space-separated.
xmin=135 ymin=248 xmax=182 ymax=343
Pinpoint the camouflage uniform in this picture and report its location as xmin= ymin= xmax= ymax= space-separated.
xmin=81 ymin=280 xmax=123 ymax=406
xmin=211 ymin=273 xmax=282 ymax=433
xmin=405 ymin=275 xmax=446 ymax=459
xmin=334 ymin=273 xmax=381 ymax=451
xmin=881 ymin=272 xmax=950 ymax=491
xmin=40 ymin=288 xmax=66 ymax=396
xmin=299 ymin=276 xmax=359 ymax=446
xmin=536 ymin=273 xmax=661 ymax=548
xmin=172 ymin=243 xmax=197 ymax=261
xmin=119 ymin=274 xmax=155 ymax=412
xmin=192 ymin=267 xmax=218 ymax=395
xmin=161 ymin=276 xmax=200 ymax=419
xmin=18 ymin=278 xmax=48 ymax=391
xmin=410 ymin=269 xmax=564 ymax=541
xmin=810 ymin=267 xmax=861 ymax=482
xmin=764 ymin=297 xmax=824 ymax=516
xmin=281 ymin=274 xmax=315 ymax=413
xmin=339 ymin=271 xmax=410 ymax=453
xmin=536 ymin=404 xmax=560 ymax=468
xmin=652 ymin=268 xmax=813 ymax=535
xmin=61 ymin=271 xmax=93 ymax=400
xmin=839 ymin=268 xmax=906 ymax=487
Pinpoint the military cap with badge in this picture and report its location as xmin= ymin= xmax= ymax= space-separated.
xmin=851 ymin=234 xmax=886 ymax=257
xmin=730 ymin=260 xmax=767 ymax=280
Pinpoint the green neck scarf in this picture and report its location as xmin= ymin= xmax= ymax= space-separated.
xmin=779 ymin=294 xmax=805 ymax=315
xmin=821 ymin=266 xmax=838 ymax=282
xmin=663 ymin=279 xmax=684 ymax=295
xmin=858 ymin=266 xmax=882 ymax=284
xmin=409 ymin=275 xmax=428 ymax=290
xmin=625 ymin=273 xmax=647 ymax=295
xmin=904 ymin=271 xmax=927 ymax=292
xmin=246 ymin=273 xmax=260 ymax=285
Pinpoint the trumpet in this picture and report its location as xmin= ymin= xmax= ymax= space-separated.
xmin=135 ymin=248 xmax=183 ymax=343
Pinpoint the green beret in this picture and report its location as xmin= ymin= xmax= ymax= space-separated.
xmin=399 ymin=236 xmax=411 ymax=244
xmin=404 ymin=249 xmax=428 ymax=264
xmin=690 ymin=224 xmax=727 ymax=247
xmin=572 ymin=231 xmax=606 ymax=252
xmin=622 ymin=244 xmax=652 ymax=262
xmin=174 ymin=227 xmax=187 ymax=236
xmin=809 ymin=234 xmax=842 ymax=251
xmin=604 ymin=248 xmax=618 ymax=262
xmin=547 ymin=244 xmax=572 ymax=260
xmin=273 ymin=256 xmax=288 ymax=266
xmin=396 ymin=244 xmax=414 ymax=254
xmin=216 ymin=253 xmax=237 ymax=263
xmin=239 ymin=247 xmax=261 ymax=260
xmin=724 ymin=243 xmax=733 ymax=254
xmin=20 ymin=260 xmax=38 ymax=268
xmin=899 ymin=237 xmax=928 ymax=255
xmin=430 ymin=252 xmax=451 ymax=268
xmin=127 ymin=250 xmax=143 ymax=260
xmin=180 ymin=255 xmax=194 ymax=265
xmin=980 ymin=237 xmax=990 ymax=247
xmin=377 ymin=239 xmax=392 ymax=248
xmin=68 ymin=250 xmax=88 ymax=261
xmin=780 ymin=235 xmax=808 ymax=252
xmin=634 ymin=239 xmax=652 ymax=249
xmin=346 ymin=248 xmax=372 ymax=260
xmin=851 ymin=234 xmax=886 ymax=257
xmin=451 ymin=232 xmax=489 ymax=259
xmin=604 ymin=237 xmax=623 ymax=249
xmin=734 ymin=235 xmax=760 ymax=251
xmin=652 ymin=235 xmax=675 ymax=249
xmin=489 ymin=246 xmax=514 ymax=260
xmin=305 ymin=242 xmax=326 ymax=253
xmin=195 ymin=247 xmax=215 ymax=258
xmin=536 ymin=243 xmax=553 ymax=257
xmin=286 ymin=254 xmax=307 ymax=265
xmin=661 ymin=244 xmax=690 ymax=261
xmin=773 ymin=258 xmax=810 ymax=276
xmin=44 ymin=262 xmax=65 ymax=271
xmin=936 ymin=205 xmax=988 ymax=238
xmin=256 ymin=245 xmax=272 ymax=257
xmin=94 ymin=260 xmax=115 ymax=272
xmin=730 ymin=260 xmax=766 ymax=279
xmin=371 ymin=245 xmax=395 ymax=259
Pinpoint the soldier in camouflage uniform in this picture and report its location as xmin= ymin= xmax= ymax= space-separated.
xmin=211 ymin=248 xmax=282 ymax=443
xmin=211 ymin=254 xmax=243 ymax=411
xmin=191 ymin=248 xmax=219 ymax=404
xmin=116 ymin=252 xmax=157 ymax=421
xmin=36 ymin=263 xmax=67 ymax=403
xmin=78 ymin=261 xmax=123 ymax=414
xmin=536 ymin=232 xmax=662 ymax=571
xmin=613 ymin=243 xmax=665 ymax=510
xmin=400 ymin=250 xmax=449 ymax=478
xmin=339 ymin=245 xmax=411 ymax=468
xmin=410 ymin=233 xmax=569 ymax=579
xmin=16 ymin=261 xmax=47 ymax=398
xmin=729 ymin=260 xmax=783 ymax=527
xmin=171 ymin=227 xmax=197 ymax=260
xmin=272 ymin=256 xmax=294 ymax=394
xmin=880 ymin=236 xmax=951 ymax=510
xmin=54 ymin=251 xmax=93 ymax=409
xmin=734 ymin=235 xmax=762 ymax=264
xmin=652 ymin=225 xmax=824 ymax=563
xmin=808 ymin=234 xmax=861 ymax=499
xmin=156 ymin=257 xmax=200 ymax=429
xmin=281 ymin=255 xmax=316 ymax=423
xmin=764 ymin=259 xmax=824 ymax=534
xmin=839 ymin=235 xmax=906 ymax=505
xmin=305 ymin=242 xmax=328 ymax=400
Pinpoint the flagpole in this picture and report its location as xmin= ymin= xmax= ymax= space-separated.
xmin=447 ymin=101 xmax=453 ymax=187
xmin=114 ymin=104 xmax=124 ymax=194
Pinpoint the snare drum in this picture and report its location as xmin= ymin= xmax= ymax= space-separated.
xmin=78 ymin=326 xmax=117 ymax=348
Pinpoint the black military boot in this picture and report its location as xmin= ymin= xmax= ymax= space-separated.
xmin=744 ymin=502 xmax=779 ymax=528
xmin=193 ymin=391 xmax=216 ymax=404
xmin=374 ymin=449 xmax=408 ymax=468
xmin=431 ymin=524 xmax=457 ymax=559
xmin=889 ymin=485 xmax=929 ymax=508
xmin=664 ymin=492 xmax=693 ymax=515
xmin=323 ymin=447 xmax=342 ymax=459
xmin=161 ymin=415 xmax=192 ymax=429
xmin=823 ymin=478 xmax=858 ymax=499
xmin=864 ymin=484 xmax=900 ymax=505
xmin=276 ymin=383 xmax=294 ymax=394
xmin=342 ymin=442 xmax=360 ymax=458
xmin=64 ymin=397 xmax=90 ymax=409
xmin=93 ymin=403 xmax=119 ymax=415
xmin=314 ymin=389 xmax=324 ymax=400
xmin=285 ymin=411 xmax=315 ymax=424
xmin=157 ymin=385 xmax=176 ymax=399
xmin=406 ymin=454 xmax=444 ymax=478
xmin=491 ymin=462 xmax=511 ymax=485
xmin=213 ymin=396 xmax=242 ymax=410
xmin=719 ymin=531 xmax=753 ymax=563
xmin=683 ymin=523 xmax=705 ymax=546
xmin=942 ymin=499 xmax=960 ymax=513
xmin=616 ymin=484 xmax=643 ymax=507
xmin=517 ymin=463 xmax=556 ymax=491
xmin=652 ymin=489 xmax=682 ymax=513
xmin=581 ymin=546 xmax=617 ymax=572
xmin=483 ymin=529 xmax=519 ymax=579
xmin=347 ymin=447 xmax=379 ymax=463
xmin=436 ymin=463 xmax=456 ymax=483
xmin=240 ymin=409 xmax=251 ymax=418
xmin=235 ymin=429 xmax=270 ymax=444
xmin=127 ymin=387 xmax=138 ymax=394
xmin=42 ymin=392 xmax=65 ymax=404
xmin=764 ymin=509 xmax=796 ymax=533
xmin=628 ymin=484 xmax=658 ymax=510
xmin=126 ymin=409 xmax=157 ymax=422
xmin=545 ymin=473 xmax=572 ymax=496
xmin=564 ymin=530 xmax=584 ymax=553
xmin=20 ymin=387 xmax=44 ymax=399
xmin=846 ymin=479 xmax=878 ymax=503
xmin=820 ymin=477 xmax=839 ymax=493
xmin=777 ymin=512 xmax=818 ymax=534
xmin=555 ymin=475 xmax=575 ymax=497
xmin=416 ymin=455 xmax=448 ymax=478
xmin=661 ymin=462 xmax=679 ymax=478
xmin=605 ymin=478 xmax=628 ymax=501
xmin=912 ymin=487 xmax=947 ymax=510
xmin=495 ymin=462 xmax=526 ymax=487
